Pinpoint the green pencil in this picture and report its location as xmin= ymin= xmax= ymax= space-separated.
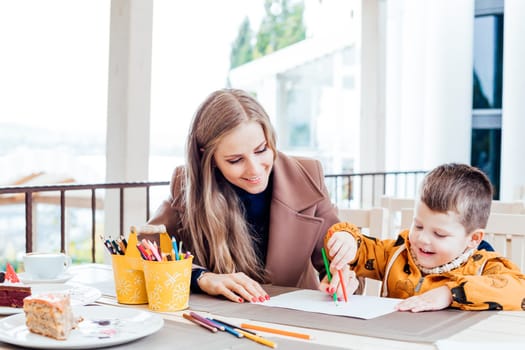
xmin=321 ymin=247 xmax=338 ymax=305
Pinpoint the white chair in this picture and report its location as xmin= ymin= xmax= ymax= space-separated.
xmin=380 ymin=196 xmax=415 ymax=237
xmin=484 ymin=213 xmax=525 ymax=271
xmin=400 ymin=207 xmax=414 ymax=231
xmin=337 ymin=208 xmax=388 ymax=296
xmin=490 ymin=200 xmax=525 ymax=214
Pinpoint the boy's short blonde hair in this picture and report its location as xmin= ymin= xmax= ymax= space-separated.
xmin=420 ymin=163 xmax=493 ymax=234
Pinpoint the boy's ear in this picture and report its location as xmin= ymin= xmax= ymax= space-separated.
xmin=468 ymin=229 xmax=485 ymax=249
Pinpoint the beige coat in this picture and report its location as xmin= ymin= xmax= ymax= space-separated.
xmin=148 ymin=152 xmax=340 ymax=289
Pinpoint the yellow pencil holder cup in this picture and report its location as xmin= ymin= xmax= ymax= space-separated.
xmin=111 ymin=254 xmax=148 ymax=305
xmin=143 ymin=257 xmax=193 ymax=312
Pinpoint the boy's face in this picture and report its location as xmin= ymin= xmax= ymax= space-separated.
xmin=408 ymin=201 xmax=481 ymax=269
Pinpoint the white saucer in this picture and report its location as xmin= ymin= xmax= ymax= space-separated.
xmin=18 ymin=272 xmax=73 ymax=284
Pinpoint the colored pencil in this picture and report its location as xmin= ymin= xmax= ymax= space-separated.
xmin=182 ymin=313 xmax=218 ymax=333
xmin=210 ymin=318 xmax=257 ymax=335
xmin=172 ymin=237 xmax=180 ymax=260
xmin=207 ymin=318 xmax=243 ymax=338
xmin=338 ymin=269 xmax=348 ymax=302
xmin=189 ymin=312 xmax=224 ymax=330
xmin=237 ymin=329 xmax=277 ymax=348
xmin=321 ymin=247 xmax=338 ymax=304
xmin=240 ymin=323 xmax=312 ymax=340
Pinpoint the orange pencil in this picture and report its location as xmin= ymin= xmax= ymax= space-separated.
xmin=338 ymin=269 xmax=348 ymax=302
xmin=240 ymin=323 xmax=312 ymax=340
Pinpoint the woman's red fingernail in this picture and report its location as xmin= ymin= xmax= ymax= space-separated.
xmin=251 ymin=297 xmax=257 ymax=303
xmin=326 ymin=287 xmax=330 ymax=292
xmin=258 ymin=296 xmax=265 ymax=302
xmin=265 ymin=295 xmax=270 ymax=300
xmin=238 ymin=298 xmax=244 ymax=303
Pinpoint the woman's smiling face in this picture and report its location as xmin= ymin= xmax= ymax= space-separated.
xmin=213 ymin=121 xmax=274 ymax=194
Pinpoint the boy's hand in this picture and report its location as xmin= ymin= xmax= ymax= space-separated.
xmin=327 ymin=231 xmax=357 ymax=270
xmin=396 ymin=285 xmax=453 ymax=312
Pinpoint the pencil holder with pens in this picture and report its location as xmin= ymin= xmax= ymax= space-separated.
xmin=109 ymin=228 xmax=193 ymax=311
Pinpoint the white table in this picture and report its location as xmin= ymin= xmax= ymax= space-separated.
xmin=1 ymin=263 xmax=524 ymax=350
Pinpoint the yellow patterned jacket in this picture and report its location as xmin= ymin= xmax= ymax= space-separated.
xmin=325 ymin=222 xmax=525 ymax=311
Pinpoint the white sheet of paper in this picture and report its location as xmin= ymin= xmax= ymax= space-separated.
xmin=260 ymin=289 xmax=402 ymax=319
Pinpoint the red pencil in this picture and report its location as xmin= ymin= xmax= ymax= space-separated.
xmin=338 ymin=269 xmax=348 ymax=302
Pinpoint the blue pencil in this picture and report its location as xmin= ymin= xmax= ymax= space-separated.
xmin=171 ymin=237 xmax=180 ymax=260
xmin=206 ymin=318 xmax=243 ymax=338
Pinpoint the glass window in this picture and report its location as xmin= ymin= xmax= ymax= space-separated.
xmin=472 ymin=14 xmax=503 ymax=109
xmin=471 ymin=11 xmax=504 ymax=199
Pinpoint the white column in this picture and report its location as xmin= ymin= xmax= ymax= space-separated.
xmin=422 ymin=0 xmax=474 ymax=169
xmin=105 ymin=0 xmax=153 ymax=247
xmin=500 ymin=0 xmax=525 ymax=200
xmin=359 ymin=0 xmax=387 ymax=174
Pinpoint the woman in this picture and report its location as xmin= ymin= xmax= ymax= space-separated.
xmin=148 ymin=88 xmax=357 ymax=303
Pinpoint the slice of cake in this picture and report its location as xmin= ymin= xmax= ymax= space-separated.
xmin=0 ymin=264 xmax=31 ymax=308
xmin=23 ymin=293 xmax=79 ymax=340
xmin=0 ymin=284 xmax=31 ymax=308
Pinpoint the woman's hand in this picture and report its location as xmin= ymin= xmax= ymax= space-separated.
xmin=396 ymin=285 xmax=452 ymax=312
xmin=318 ymin=267 xmax=360 ymax=300
xmin=197 ymin=271 xmax=270 ymax=303
xmin=327 ymin=231 xmax=357 ymax=270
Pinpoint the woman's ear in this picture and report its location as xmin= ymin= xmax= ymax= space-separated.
xmin=468 ymin=229 xmax=485 ymax=249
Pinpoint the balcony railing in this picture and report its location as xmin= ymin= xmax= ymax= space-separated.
xmin=0 ymin=170 xmax=426 ymax=261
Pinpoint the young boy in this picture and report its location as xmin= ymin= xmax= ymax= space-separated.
xmin=323 ymin=163 xmax=525 ymax=311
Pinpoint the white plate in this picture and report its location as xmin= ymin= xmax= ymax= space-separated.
xmin=19 ymin=272 xmax=74 ymax=284
xmin=0 ymin=305 xmax=164 ymax=349
xmin=0 ymin=282 xmax=101 ymax=315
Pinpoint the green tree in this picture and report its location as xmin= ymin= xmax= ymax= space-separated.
xmin=230 ymin=0 xmax=306 ymax=68
xmin=230 ymin=17 xmax=254 ymax=69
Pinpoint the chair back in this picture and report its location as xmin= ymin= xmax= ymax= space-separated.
xmin=484 ymin=213 xmax=525 ymax=271
xmin=490 ymin=200 xmax=525 ymax=214
xmin=380 ymin=196 xmax=415 ymax=237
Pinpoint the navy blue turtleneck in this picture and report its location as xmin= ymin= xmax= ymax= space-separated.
xmin=190 ymin=180 xmax=273 ymax=292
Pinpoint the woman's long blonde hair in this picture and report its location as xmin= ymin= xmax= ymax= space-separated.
xmin=181 ymin=89 xmax=277 ymax=281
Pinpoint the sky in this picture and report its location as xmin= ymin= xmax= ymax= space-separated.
xmin=0 ymin=0 xmax=266 ymax=183
xmin=0 ymin=0 xmax=265 ymax=136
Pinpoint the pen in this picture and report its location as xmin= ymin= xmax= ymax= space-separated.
xmin=338 ymin=269 xmax=348 ymax=302
xmin=182 ymin=313 xmax=218 ymax=333
xmin=237 ymin=329 xmax=277 ymax=348
xmin=210 ymin=318 xmax=257 ymax=335
xmin=207 ymin=318 xmax=243 ymax=338
xmin=321 ymin=247 xmax=338 ymax=305
xmin=240 ymin=323 xmax=312 ymax=340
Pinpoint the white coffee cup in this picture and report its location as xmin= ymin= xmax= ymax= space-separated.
xmin=23 ymin=252 xmax=71 ymax=280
